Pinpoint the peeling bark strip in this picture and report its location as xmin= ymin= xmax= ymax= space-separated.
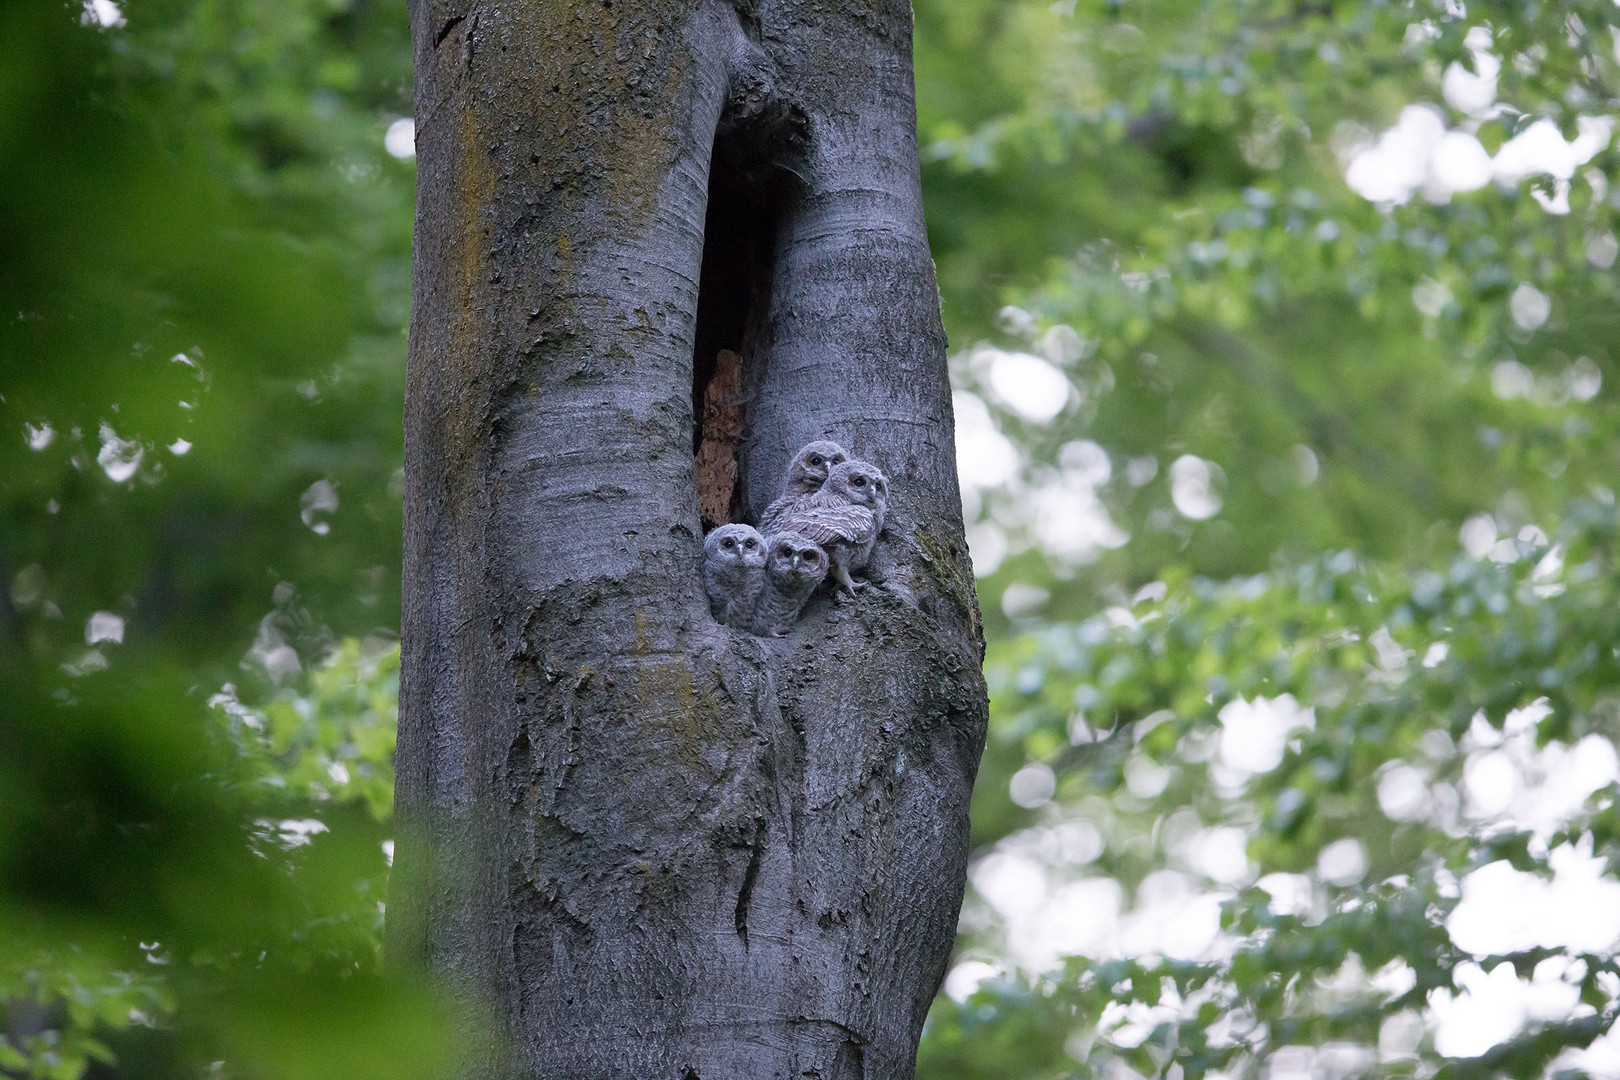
xmin=392 ymin=0 xmax=987 ymax=1077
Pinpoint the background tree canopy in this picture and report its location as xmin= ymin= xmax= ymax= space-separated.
xmin=4 ymin=0 xmax=1620 ymax=1077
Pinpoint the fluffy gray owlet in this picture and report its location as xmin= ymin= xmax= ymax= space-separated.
xmin=773 ymin=459 xmax=888 ymax=595
xmin=702 ymin=523 xmax=766 ymax=627
xmin=756 ymin=440 xmax=850 ymax=536
xmin=751 ymin=532 xmax=829 ymax=636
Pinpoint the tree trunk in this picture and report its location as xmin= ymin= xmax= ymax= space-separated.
xmin=391 ymin=0 xmax=987 ymax=1076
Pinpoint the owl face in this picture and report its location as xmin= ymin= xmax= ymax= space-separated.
xmin=823 ymin=461 xmax=888 ymax=511
xmin=785 ymin=440 xmax=851 ymax=494
xmin=705 ymin=523 xmax=766 ymax=570
xmin=767 ymin=533 xmax=827 ymax=583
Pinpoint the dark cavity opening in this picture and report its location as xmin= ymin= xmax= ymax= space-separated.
xmin=691 ymin=135 xmax=791 ymax=531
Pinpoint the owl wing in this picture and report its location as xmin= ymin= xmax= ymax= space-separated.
xmin=776 ymin=504 xmax=875 ymax=547
xmin=756 ymin=494 xmax=797 ymax=536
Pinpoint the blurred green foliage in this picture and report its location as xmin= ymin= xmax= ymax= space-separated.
xmin=6 ymin=0 xmax=1620 ymax=1076
xmin=0 ymin=0 xmax=440 ymax=1075
xmin=928 ymin=506 xmax=1620 ymax=1078
xmin=914 ymin=0 xmax=1620 ymax=1076
xmin=920 ymin=0 xmax=1620 ymax=606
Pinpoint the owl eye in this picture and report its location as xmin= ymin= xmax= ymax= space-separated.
xmin=809 ymin=455 xmax=823 ymax=466
xmin=744 ymin=538 xmax=758 ymax=549
xmin=722 ymin=538 xmax=735 ymax=549
xmin=777 ymin=544 xmax=792 ymax=557
xmin=852 ymin=476 xmax=867 ymax=487
xmin=803 ymin=550 xmax=821 ymax=563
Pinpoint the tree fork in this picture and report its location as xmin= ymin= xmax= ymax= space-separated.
xmin=393 ymin=0 xmax=987 ymax=1076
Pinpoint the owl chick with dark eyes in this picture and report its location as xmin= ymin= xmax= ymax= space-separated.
xmin=702 ymin=523 xmax=766 ymax=628
xmin=756 ymin=440 xmax=850 ymax=536
xmin=750 ymin=532 xmax=828 ymax=637
xmin=773 ymin=459 xmax=888 ymax=595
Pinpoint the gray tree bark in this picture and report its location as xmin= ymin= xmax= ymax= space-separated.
xmin=391 ymin=0 xmax=987 ymax=1076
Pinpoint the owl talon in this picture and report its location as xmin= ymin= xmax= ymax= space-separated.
xmin=832 ymin=565 xmax=864 ymax=596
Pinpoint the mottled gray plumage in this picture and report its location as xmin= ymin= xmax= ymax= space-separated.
xmin=773 ymin=459 xmax=888 ymax=594
xmin=751 ymin=532 xmax=829 ymax=636
xmin=756 ymin=440 xmax=850 ymax=535
xmin=702 ymin=523 xmax=766 ymax=627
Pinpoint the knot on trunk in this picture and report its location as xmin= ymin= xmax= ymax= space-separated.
xmin=718 ymin=38 xmax=809 ymax=184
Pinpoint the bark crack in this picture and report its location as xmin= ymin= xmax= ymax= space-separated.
xmin=786 ymin=1016 xmax=869 ymax=1044
xmin=732 ymin=822 xmax=765 ymax=947
xmin=432 ymin=13 xmax=465 ymax=48
xmin=833 ymin=1036 xmax=865 ymax=1080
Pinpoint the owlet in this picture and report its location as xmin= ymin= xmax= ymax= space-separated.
xmin=751 ymin=531 xmax=829 ymax=636
xmin=756 ymin=440 xmax=850 ymax=536
xmin=774 ymin=459 xmax=888 ymax=595
xmin=702 ymin=523 xmax=766 ymax=628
